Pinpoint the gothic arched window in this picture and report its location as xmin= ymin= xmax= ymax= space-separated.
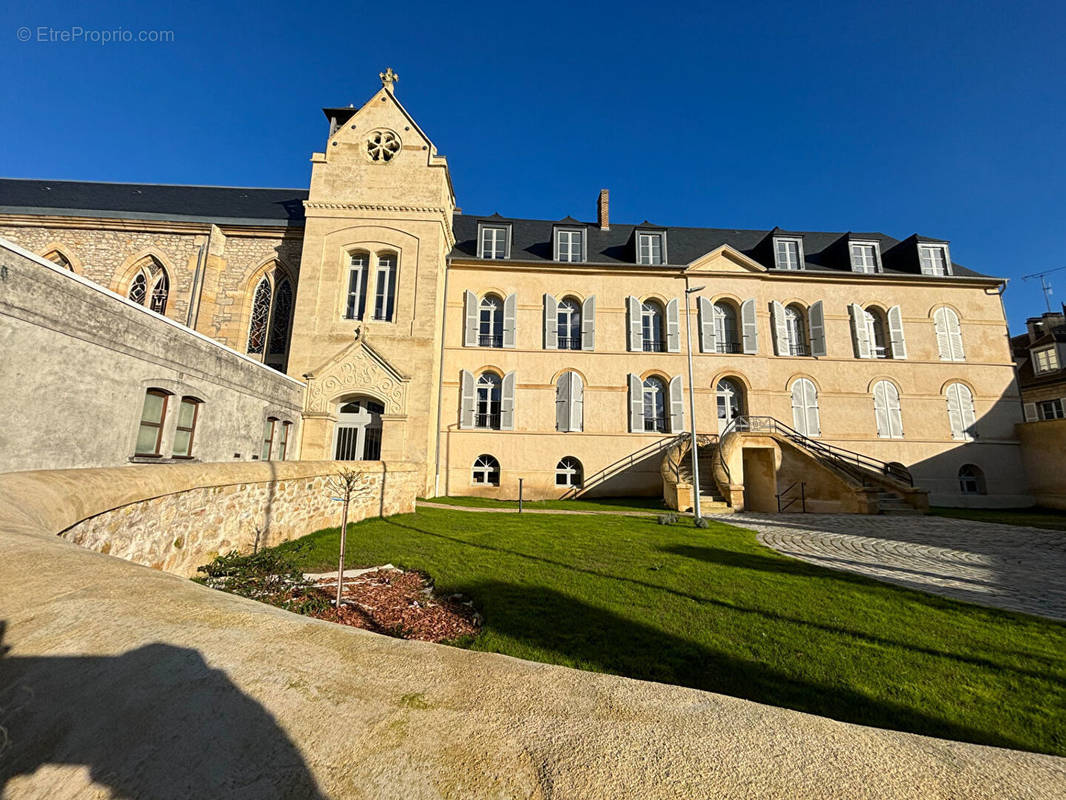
xmin=247 ymin=278 xmax=272 ymax=355
xmin=267 ymin=278 xmax=294 ymax=356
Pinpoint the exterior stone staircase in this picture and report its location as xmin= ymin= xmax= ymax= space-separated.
xmin=875 ymin=489 xmax=923 ymax=515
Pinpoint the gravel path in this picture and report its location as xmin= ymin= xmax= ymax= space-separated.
xmin=732 ymin=513 xmax=1066 ymax=620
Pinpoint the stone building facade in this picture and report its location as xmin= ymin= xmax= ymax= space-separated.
xmin=0 ymin=70 xmax=1033 ymax=508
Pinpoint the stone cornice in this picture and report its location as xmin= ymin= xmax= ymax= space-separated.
xmin=303 ymin=201 xmax=455 ymax=248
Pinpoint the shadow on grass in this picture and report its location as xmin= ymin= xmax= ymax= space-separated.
xmin=662 ymin=544 xmax=1000 ymax=587
xmin=453 ymin=580 xmax=1038 ymax=753
xmin=376 ymin=517 xmax=1060 ymax=685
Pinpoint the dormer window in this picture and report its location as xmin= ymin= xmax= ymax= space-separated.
xmin=850 ymin=241 xmax=882 ymax=274
xmin=774 ymin=237 xmax=803 ymax=270
xmin=1034 ymin=346 xmax=1060 ymax=373
xmin=555 ymin=228 xmax=586 ymax=263
xmin=637 ymin=231 xmax=666 ymax=265
xmin=478 ymin=224 xmax=511 ymax=259
xmin=918 ymin=244 xmax=951 ymax=276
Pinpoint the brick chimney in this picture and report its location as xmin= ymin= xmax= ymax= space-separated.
xmin=597 ymin=189 xmax=609 ymax=230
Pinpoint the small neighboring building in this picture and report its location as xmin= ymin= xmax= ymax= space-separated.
xmin=1011 ymin=306 xmax=1066 ymax=508
xmin=1012 ymin=306 xmax=1066 ymax=421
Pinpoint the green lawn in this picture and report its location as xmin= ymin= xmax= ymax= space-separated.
xmin=274 ymin=508 xmax=1066 ymax=756
xmin=417 ymin=495 xmax=669 ymax=514
xmin=929 ymin=506 xmax=1066 ymax=531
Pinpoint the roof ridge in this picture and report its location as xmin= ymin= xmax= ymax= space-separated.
xmin=0 ymin=177 xmax=307 ymax=192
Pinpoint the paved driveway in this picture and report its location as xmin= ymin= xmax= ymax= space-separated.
xmin=731 ymin=513 xmax=1066 ymax=620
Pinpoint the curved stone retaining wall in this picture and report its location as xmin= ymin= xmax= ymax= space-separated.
xmin=15 ymin=461 xmax=419 ymax=576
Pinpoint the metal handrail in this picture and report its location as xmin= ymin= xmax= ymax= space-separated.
xmin=562 ymin=433 xmax=685 ymax=499
xmin=733 ymin=415 xmax=914 ymax=486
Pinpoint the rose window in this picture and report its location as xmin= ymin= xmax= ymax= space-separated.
xmin=367 ymin=130 xmax=401 ymax=162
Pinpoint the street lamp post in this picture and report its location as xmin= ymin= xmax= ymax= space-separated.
xmin=684 ymin=284 xmax=705 ymax=522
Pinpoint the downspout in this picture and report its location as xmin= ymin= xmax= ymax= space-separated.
xmin=433 ymin=256 xmax=451 ymax=497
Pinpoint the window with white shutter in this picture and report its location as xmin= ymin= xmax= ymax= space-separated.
xmin=945 ymin=383 xmax=977 ymax=441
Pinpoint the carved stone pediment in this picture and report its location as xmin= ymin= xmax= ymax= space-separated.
xmin=305 ymin=339 xmax=409 ymax=416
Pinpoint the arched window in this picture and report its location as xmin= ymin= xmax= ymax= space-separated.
xmin=44 ymin=250 xmax=73 ymax=270
xmin=557 ymin=297 xmax=582 ymax=350
xmin=790 ymin=378 xmax=820 ymax=438
xmin=872 ymin=380 xmax=904 ymax=439
xmin=345 ymin=251 xmax=370 ymax=320
xmin=373 ymin=252 xmax=397 ymax=321
xmin=172 ymin=397 xmax=202 ymax=458
xmin=959 ymin=464 xmax=987 ymax=495
xmin=479 ymin=294 xmax=504 ymax=348
xmin=713 ymin=302 xmax=740 ymax=353
xmin=334 ymin=399 xmax=384 ymax=460
xmin=267 ymin=278 xmax=294 ymax=358
xmin=934 ymin=307 xmax=965 ymax=362
xmin=784 ymin=304 xmax=809 ymax=356
xmin=135 ymin=388 xmax=170 ymax=456
xmin=472 ymin=454 xmax=500 ymax=486
xmin=716 ymin=378 xmax=744 ymax=434
xmin=642 ymin=376 xmax=667 ymax=432
xmin=556 ymin=457 xmax=583 ymax=488
xmin=945 ymin=383 xmax=978 ymax=441
xmin=246 ymin=278 xmax=272 ymax=354
xmin=128 ymin=272 xmax=148 ymax=305
xmin=555 ymin=371 xmax=584 ymax=432
xmin=475 ymin=372 xmax=502 ymax=429
xmin=149 ymin=269 xmax=169 ymax=314
xmin=641 ymin=300 xmax=666 ymax=352
xmin=863 ymin=307 xmax=890 ymax=359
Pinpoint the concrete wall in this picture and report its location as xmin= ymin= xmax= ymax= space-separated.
xmin=441 ymin=255 xmax=1030 ymax=506
xmin=0 ymin=239 xmax=304 ymax=474
xmin=1017 ymin=419 xmax=1066 ymax=509
xmin=57 ymin=460 xmax=420 ymax=576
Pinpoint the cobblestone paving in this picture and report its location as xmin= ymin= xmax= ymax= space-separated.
xmin=731 ymin=513 xmax=1066 ymax=620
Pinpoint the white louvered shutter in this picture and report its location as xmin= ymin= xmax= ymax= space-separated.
xmin=887 ymin=305 xmax=908 ymax=359
xmin=947 ymin=310 xmax=965 ymax=361
xmin=850 ymin=304 xmax=872 ymax=358
xmin=502 ymin=293 xmax=517 ymax=349
xmin=771 ymin=301 xmax=788 ymax=356
xmin=459 ymin=370 xmax=475 ymax=428
xmin=628 ymin=374 xmax=643 ymax=432
xmin=1023 ymin=402 xmax=1037 ymax=422
xmin=668 ymin=375 xmax=684 ymax=433
xmin=581 ymin=296 xmax=596 ymax=351
xmin=627 ymin=297 xmax=641 ymax=352
xmin=666 ymin=298 xmax=681 ymax=353
xmin=463 ymin=291 xmax=478 ymax=347
xmin=808 ymin=301 xmax=826 ymax=357
xmin=741 ymin=299 xmax=758 ymax=354
xmin=556 ymin=374 xmax=569 ymax=432
xmin=934 ymin=308 xmax=952 ymax=360
xmin=698 ymin=296 xmax=716 ymax=353
xmin=543 ymin=294 xmax=558 ymax=349
xmin=570 ymin=372 xmax=584 ymax=432
xmin=500 ymin=370 xmax=516 ymax=430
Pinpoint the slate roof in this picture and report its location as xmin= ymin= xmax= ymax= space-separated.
xmin=451 ymin=214 xmax=992 ymax=279
xmin=0 ymin=178 xmax=993 ymax=278
xmin=0 ymin=178 xmax=307 ymax=226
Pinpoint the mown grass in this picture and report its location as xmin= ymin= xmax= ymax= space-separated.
xmin=416 ymin=495 xmax=668 ymax=514
xmin=273 ymin=508 xmax=1066 ymax=755
xmin=929 ymin=506 xmax=1066 ymax=532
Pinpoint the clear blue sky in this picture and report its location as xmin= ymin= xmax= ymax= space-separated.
xmin=3 ymin=0 xmax=1064 ymax=331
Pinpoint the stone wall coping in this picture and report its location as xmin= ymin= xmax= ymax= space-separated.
xmin=0 ymin=460 xmax=419 ymax=539
xmin=0 ymin=236 xmax=306 ymax=387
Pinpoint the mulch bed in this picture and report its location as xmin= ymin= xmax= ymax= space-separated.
xmin=303 ymin=568 xmax=481 ymax=643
